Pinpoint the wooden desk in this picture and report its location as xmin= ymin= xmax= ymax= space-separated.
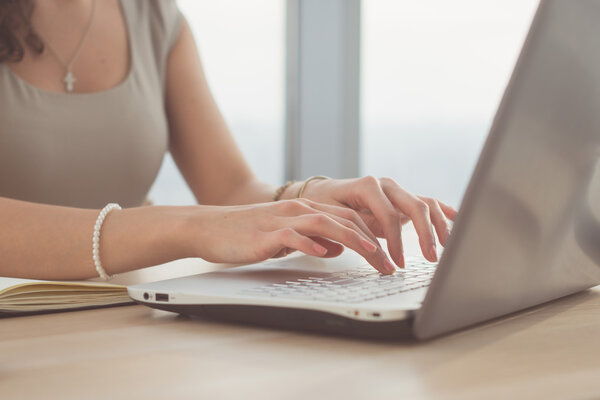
xmin=2 ymin=230 xmax=600 ymax=400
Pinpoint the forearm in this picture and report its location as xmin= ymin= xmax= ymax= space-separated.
xmin=0 ymin=197 xmax=194 ymax=280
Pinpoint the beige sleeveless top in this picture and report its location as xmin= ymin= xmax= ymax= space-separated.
xmin=0 ymin=0 xmax=182 ymax=209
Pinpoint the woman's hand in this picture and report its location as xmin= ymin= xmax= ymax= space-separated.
xmin=189 ymin=200 xmax=397 ymax=274
xmin=296 ymin=176 xmax=457 ymax=268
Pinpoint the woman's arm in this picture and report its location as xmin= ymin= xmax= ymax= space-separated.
xmin=0 ymin=197 xmax=194 ymax=280
xmin=165 ymin=19 xmax=274 ymax=206
xmin=0 ymin=196 xmax=395 ymax=280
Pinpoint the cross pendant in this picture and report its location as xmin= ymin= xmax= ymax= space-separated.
xmin=64 ymin=71 xmax=76 ymax=93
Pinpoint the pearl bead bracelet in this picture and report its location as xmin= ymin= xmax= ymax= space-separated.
xmin=93 ymin=203 xmax=122 ymax=280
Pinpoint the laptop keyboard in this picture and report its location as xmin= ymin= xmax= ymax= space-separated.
xmin=239 ymin=257 xmax=437 ymax=304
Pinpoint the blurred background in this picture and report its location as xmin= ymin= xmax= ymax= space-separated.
xmin=149 ymin=0 xmax=538 ymax=209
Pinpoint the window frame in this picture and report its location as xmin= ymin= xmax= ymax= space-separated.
xmin=285 ymin=0 xmax=361 ymax=180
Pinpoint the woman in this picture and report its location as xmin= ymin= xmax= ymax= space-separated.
xmin=0 ymin=0 xmax=455 ymax=280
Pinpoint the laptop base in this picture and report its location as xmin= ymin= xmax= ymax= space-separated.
xmin=135 ymin=301 xmax=416 ymax=340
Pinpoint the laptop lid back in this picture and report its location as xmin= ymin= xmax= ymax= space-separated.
xmin=414 ymin=0 xmax=600 ymax=339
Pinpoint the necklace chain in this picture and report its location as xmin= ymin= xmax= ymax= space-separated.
xmin=38 ymin=0 xmax=97 ymax=93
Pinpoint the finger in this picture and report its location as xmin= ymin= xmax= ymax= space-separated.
xmin=310 ymin=213 xmax=392 ymax=268
xmin=280 ymin=248 xmax=298 ymax=257
xmin=379 ymin=178 xmax=437 ymax=262
xmin=272 ymin=248 xmax=291 ymax=258
xmin=312 ymin=237 xmax=344 ymax=258
xmin=275 ymin=198 xmax=381 ymax=250
xmin=438 ymin=200 xmax=458 ymax=220
xmin=353 ymin=177 xmax=405 ymax=268
xmin=302 ymin=199 xmax=380 ymax=247
xmin=266 ymin=228 xmax=328 ymax=258
xmin=290 ymin=213 xmax=395 ymax=274
xmin=274 ymin=198 xmax=382 ymax=254
xmin=420 ymin=197 xmax=451 ymax=246
xmin=356 ymin=210 xmax=385 ymax=237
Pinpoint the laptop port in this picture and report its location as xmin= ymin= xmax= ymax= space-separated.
xmin=155 ymin=293 xmax=169 ymax=302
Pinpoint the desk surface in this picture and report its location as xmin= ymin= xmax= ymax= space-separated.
xmin=2 ymin=230 xmax=600 ymax=400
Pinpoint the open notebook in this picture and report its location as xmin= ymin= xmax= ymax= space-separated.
xmin=0 ymin=257 xmax=225 ymax=316
xmin=0 ymin=277 xmax=133 ymax=315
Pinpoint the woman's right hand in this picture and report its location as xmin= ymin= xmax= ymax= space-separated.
xmin=189 ymin=199 xmax=397 ymax=274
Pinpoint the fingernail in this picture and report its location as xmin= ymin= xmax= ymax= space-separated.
xmin=384 ymin=259 xmax=396 ymax=274
xmin=313 ymin=243 xmax=327 ymax=255
xmin=361 ymin=239 xmax=378 ymax=253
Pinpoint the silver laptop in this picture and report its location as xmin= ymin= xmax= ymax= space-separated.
xmin=129 ymin=0 xmax=600 ymax=340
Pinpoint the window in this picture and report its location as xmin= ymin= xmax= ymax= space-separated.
xmin=361 ymin=0 xmax=538 ymax=207
xmin=150 ymin=1 xmax=538 ymax=207
xmin=149 ymin=0 xmax=285 ymax=205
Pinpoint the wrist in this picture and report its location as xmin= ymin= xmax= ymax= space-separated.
xmin=166 ymin=205 xmax=208 ymax=259
xmin=278 ymin=176 xmax=330 ymax=201
xmin=94 ymin=205 xmax=197 ymax=276
xmin=278 ymin=181 xmax=303 ymax=200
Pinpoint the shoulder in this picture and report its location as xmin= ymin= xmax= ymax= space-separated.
xmin=122 ymin=0 xmax=184 ymax=90
xmin=125 ymin=0 xmax=182 ymax=45
xmin=148 ymin=0 xmax=181 ymax=35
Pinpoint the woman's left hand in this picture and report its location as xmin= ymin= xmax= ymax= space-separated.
xmin=299 ymin=176 xmax=457 ymax=268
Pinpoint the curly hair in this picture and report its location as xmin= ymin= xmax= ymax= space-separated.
xmin=0 ymin=0 xmax=43 ymax=63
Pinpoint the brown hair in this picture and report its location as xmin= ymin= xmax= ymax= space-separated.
xmin=0 ymin=0 xmax=43 ymax=63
